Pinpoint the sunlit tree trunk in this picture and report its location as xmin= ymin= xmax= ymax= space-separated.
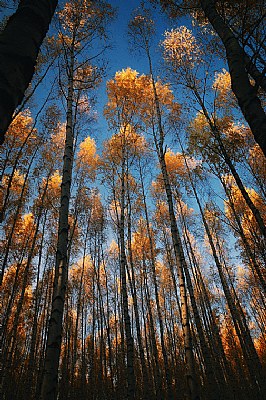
xmin=218 ymin=175 xmax=266 ymax=293
xmin=27 ymin=209 xmax=49 ymax=399
xmin=197 ymin=194 xmax=265 ymax=397
xmin=182 ymin=222 xmax=233 ymax=400
xmin=101 ymin=247 xmax=115 ymax=397
xmin=176 ymin=196 xmax=219 ymax=400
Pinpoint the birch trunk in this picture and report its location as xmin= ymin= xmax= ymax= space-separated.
xmin=146 ymin=45 xmax=199 ymax=399
xmin=118 ymin=146 xmax=135 ymax=399
xmin=40 ymin=49 xmax=75 ymax=400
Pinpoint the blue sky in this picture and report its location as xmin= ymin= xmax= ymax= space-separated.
xmin=105 ymin=0 xmax=168 ymax=74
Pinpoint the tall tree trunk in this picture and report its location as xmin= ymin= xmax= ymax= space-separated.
xmin=219 ymin=175 xmax=266 ymax=293
xmin=27 ymin=210 xmax=49 ymax=399
xmin=126 ymin=186 xmax=150 ymax=400
xmin=0 ymin=0 xmax=58 ymax=142
xmin=40 ymin=47 xmax=75 ymax=400
xmin=181 ymin=221 xmax=232 ymax=399
xmin=139 ymin=161 xmax=173 ymax=400
xmin=146 ymin=42 xmax=199 ymax=398
xmin=117 ymin=144 xmax=135 ymax=399
xmin=177 ymin=197 xmax=219 ymax=400
xmin=195 ymin=184 xmax=265 ymax=397
xmin=142 ymin=259 xmax=163 ymax=400
xmin=200 ymin=0 xmax=266 ymax=156
xmin=0 ymin=145 xmax=38 ymax=284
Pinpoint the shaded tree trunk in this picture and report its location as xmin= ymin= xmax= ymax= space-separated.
xmin=40 ymin=47 xmax=75 ymax=400
xmin=118 ymin=149 xmax=136 ymax=400
xmin=146 ymin=42 xmax=199 ymax=397
xmin=0 ymin=0 xmax=58 ymax=142
xmin=200 ymin=0 xmax=266 ymax=156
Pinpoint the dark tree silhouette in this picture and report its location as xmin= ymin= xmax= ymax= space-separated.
xmin=0 ymin=0 xmax=58 ymax=143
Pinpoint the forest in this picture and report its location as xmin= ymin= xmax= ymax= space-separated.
xmin=0 ymin=1 xmax=265 ymax=400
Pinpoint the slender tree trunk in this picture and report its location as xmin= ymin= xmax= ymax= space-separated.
xmin=0 ymin=124 xmax=35 ymax=223
xmin=0 ymin=145 xmax=38 ymax=284
xmin=118 ymin=150 xmax=135 ymax=400
xmin=193 ymin=86 xmax=266 ymax=239
xmin=142 ymin=259 xmax=163 ymax=400
xmin=23 ymin=207 xmax=49 ymax=399
xmin=196 ymin=185 xmax=265 ymax=397
xmin=126 ymin=188 xmax=150 ymax=400
xmin=139 ymin=161 xmax=173 ymax=400
xmin=177 ymin=197 xmax=219 ymax=400
xmin=182 ymin=222 xmax=232 ymax=399
xmin=144 ymin=42 xmax=199 ymax=399
xmin=219 ymin=175 xmax=266 ymax=293
xmin=101 ymin=247 xmax=115 ymax=397
xmin=40 ymin=47 xmax=75 ymax=400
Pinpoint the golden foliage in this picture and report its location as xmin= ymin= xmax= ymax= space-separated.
xmin=77 ymin=136 xmax=99 ymax=178
xmin=90 ymin=193 xmax=104 ymax=229
xmin=58 ymin=0 xmax=95 ymax=34
xmin=165 ymin=150 xmax=199 ymax=177
xmin=105 ymin=68 xmax=179 ymax=126
xmin=224 ymin=177 xmax=266 ymax=239
xmin=9 ymin=213 xmax=37 ymax=252
xmin=151 ymin=178 xmax=164 ymax=197
xmin=41 ymin=122 xmax=66 ymax=165
xmin=131 ymin=218 xmax=156 ymax=262
xmin=40 ymin=170 xmax=62 ymax=209
xmin=108 ymin=240 xmax=119 ymax=257
xmin=177 ymin=199 xmax=194 ymax=217
xmin=249 ymin=144 xmax=266 ymax=181
xmin=204 ymin=205 xmax=223 ymax=237
xmin=102 ymin=124 xmax=148 ymax=164
xmin=69 ymin=254 xmax=94 ymax=300
xmin=47 ymin=170 xmax=62 ymax=192
xmin=74 ymin=64 xmax=101 ymax=90
xmin=189 ymin=112 xmax=249 ymax=163
xmin=162 ymin=26 xmax=202 ymax=69
xmin=212 ymin=69 xmax=235 ymax=107
xmin=6 ymin=110 xmax=36 ymax=148
xmin=1 ymin=170 xmax=25 ymax=197
xmin=58 ymin=0 xmax=113 ymax=49
xmin=154 ymin=200 xmax=170 ymax=225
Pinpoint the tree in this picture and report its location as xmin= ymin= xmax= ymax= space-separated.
xmin=128 ymin=9 xmax=200 ymax=400
xmin=0 ymin=0 xmax=58 ymax=143
xmin=153 ymin=0 xmax=266 ymax=156
xmin=40 ymin=2 xmax=113 ymax=398
xmin=101 ymin=119 xmax=147 ymax=399
xmin=199 ymin=0 xmax=266 ymax=156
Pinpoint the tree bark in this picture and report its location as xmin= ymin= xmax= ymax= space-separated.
xmin=200 ymin=0 xmax=266 ymax=156
xmin=40 ymin=49 xmax=74 ymax=400
xmin=0 ymin=0 xmax=58 ymax=143
xmin=146 ymin=45 xmax=199 ymax=398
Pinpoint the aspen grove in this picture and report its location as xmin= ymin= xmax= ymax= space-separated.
xmin=0 ymin=1 xmax=265 ymax=400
